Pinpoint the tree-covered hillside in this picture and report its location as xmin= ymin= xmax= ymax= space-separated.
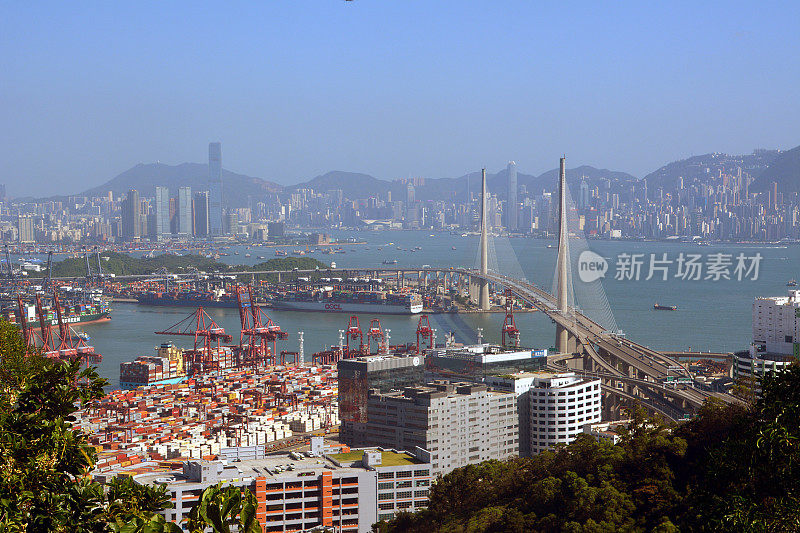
xmin=35 ymin=252 xmax=328 ymax=278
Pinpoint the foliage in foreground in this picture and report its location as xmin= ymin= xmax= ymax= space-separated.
xmin=0 ymin=319 xmax=261 ymax=532
xmin=380 ymin=364 xmax=800 ymax=533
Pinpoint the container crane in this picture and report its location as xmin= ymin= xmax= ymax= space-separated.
xmin=45 ymin=250 xmax=53 ymax=291
xmin=416 ymin=314 xmax=434 ymax=353
xmin=501 ymin=288 xmax=521 ymax=349
xmin=234 ymin=284 xmax=288 ymax=367
xmin=366 ymin=318 xmax=386 ymax=354
xmin=155 ymin=307 xmax=233 ymax=379
xmin=345 ymin=316 xmax=363 ymax=357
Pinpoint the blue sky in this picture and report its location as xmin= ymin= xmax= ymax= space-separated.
xmin=1 ymin=1 xmax=798 ymax=196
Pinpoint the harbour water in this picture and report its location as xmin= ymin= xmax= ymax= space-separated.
xmin=41 ymin=230 xmax=800 ymax=388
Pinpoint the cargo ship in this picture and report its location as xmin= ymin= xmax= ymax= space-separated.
xmin=269 ymin=288 xmax=423 ymax=314
xmin=119 ymin=342 xmax=238 ymax=389
xmin=2 ymin=300 xmax=110 ymax=328
xmin=653 ymin=303 xmax=677 ymax=311
xmin=136 ymin=288 xmax=240 ymax=308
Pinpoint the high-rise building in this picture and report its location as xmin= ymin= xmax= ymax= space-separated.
xmin=224 ymin=212 xmax=239 ymax=235
xmin=579 ymin=179 xmax=590 ymax=209
xmin=339 ymin=355 xmax=425 ymax=446
xmin=208 ymin=142 xmax=223 ymax=235
xmin=193 ymin=191 xmax=209 ymax=237
xmin=17 ymin=215 xmax=35 ymax=243
xmin=177 ymin=186 xmax=192 ymax=236
xmin=349 ymin=381 xmax=518 ymax=475
xmin=121 ymin=189 xmax=141 ymax=240
xmin=507 ymin=161 xmax=518 ymax=231
xmin=154 ymin=187 xmax=170 ymax=239
xmin=527 ymin=372 xmax=602 ymax=454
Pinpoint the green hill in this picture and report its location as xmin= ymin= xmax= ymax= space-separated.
xmin=36 ymin=252 xmax=327 ymax=278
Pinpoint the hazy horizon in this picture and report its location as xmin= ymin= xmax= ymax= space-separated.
xmin=2 ymin=2 xmax=798 ymax=196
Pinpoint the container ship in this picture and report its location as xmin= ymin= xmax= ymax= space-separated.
xmin=119 ymin=342 xmax=238 ymax=389
xmin=269 ymin=288 xmax=423 ymax=314
xmin=136 ymin=288 xmax=239 ymax=308
xmin=2 ymin=300 xmax=110 ymax=328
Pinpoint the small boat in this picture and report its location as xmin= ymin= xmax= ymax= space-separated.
xmin=73 ymin=331 xmax=91 ymax=342
xmin=451 ymin=246 xmax=457 ymax=250
xmin=546 ymin=244 xmax=556 ymax=249
xmin=275 ymin=250 xmax=287 ymax=256
xmin=653 ymin=303 xmax=677 ymax=311
xmin=382 ymin=259 xmax=398 ymax=265
xmin=788 ymin=279 xmax=797 ymax=287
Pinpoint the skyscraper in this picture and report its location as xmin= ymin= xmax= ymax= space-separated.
xmin=208 ymin=142 xmax=223 ymax=235
xmin=193 ymin=191 xmax=210 ymax=237
xmin=121 ymin=189 xmax=141 ymax=240
xmin=177 ymin=186 xmax=193 ymax=236
xmin=578 ymin=179 xmax=589 ymax=209
xmin=17 ymin=215 xmax=35 ymax=243
xmin=507 ymin=161 xmax=518 ymax=231
xmin=154 ymin=186 xmax=170 ymax=240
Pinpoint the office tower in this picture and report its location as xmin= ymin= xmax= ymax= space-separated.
xmin=193 ymin=191 xmax=209 ymax=237
xmin=507 ymin=161 xmax=518 ymax=231
xmin=528 ymin=372 xmax=601 ymax=454
xmin=579 ymin=179 xmax=590 ymax=209
xmin=351 ymin=381 xmax=518 ymax=475
xmin=225 ymin=212 xmax=239 ymax=235
xmin=338 ymin=355 xmax=426 ymax=446
xmin=208 ymin=142 xmax=223 ymax=235
xmin=177 ymin=186 xmax=192 ymax=236
xmin=0 ymin=184 xmax=6 ymax=202
xmin=405 ymin=182 xmax=415 ymax=204
xmin=17 ymin=215 xmax=35 ymax=243
xmin=154 ymin=187 xmax=170 ymax=239
xmin=121 ymin=189 xmax=141 ymax=240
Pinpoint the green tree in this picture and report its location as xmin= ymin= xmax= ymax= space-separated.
xmin=186 ymin=483 xmax=260 ymax=533
xmin=0 ymin=318 xmax=265 ymax=532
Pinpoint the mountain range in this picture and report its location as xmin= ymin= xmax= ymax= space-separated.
xmin=75 ymin=163 xmax=637 ymax=208
xmin=63 ymin=143 xmax=800 ymax=207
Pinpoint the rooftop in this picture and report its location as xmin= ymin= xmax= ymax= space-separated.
xmin=329 ymin=449 xmax=422 ymax=467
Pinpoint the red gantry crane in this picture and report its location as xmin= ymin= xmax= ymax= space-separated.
xmin=366 ymin=318 xmax=385 ymax=355
xmin=416 ymin=314 xmax=434 ymax=353
xmin=155 ymin=306 xmax=232 ymax=379
xmin=234 ymin=284 xmax=288 ymax=367
xmin=345 ymin=315 xmax=363 ymax=357
xmin=501 ymin=288 xmax=521 ymax=349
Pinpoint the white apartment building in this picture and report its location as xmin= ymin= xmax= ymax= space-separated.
xmin=528 ymin=372 xmax=601 ymax=454
xmin=752 ymin=290 xmax=800 ymax=356
xmin=734 ymin=291 xmax=800 ymax=381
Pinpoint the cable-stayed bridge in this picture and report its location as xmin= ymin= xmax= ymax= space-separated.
xmin=50 ymin=159 xmax=742 ymax=420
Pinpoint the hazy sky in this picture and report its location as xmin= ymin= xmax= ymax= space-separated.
xmin=2 ymin=1 xmax=798 ymax=197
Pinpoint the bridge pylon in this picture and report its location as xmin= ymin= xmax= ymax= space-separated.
xmin=555 ymin=156 xmax=577 ymax=353
xmin=478 ymin=168 xmax=490 ymax=311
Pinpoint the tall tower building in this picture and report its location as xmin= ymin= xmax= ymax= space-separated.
xmin=177 ymin=186 xmax=193 ymax=236
xmin=193 ymin=191 xmax=210 ymax=237
xmin=121 ymin=189 xmax=141 ymax=240
xmin=154 ymin=187 xmax=170 ymax=239
xmin=208 ymin=142 xmax=223 ymax=235
xmin=507 ymin=161 xmax=518 ymax=231
xmin=578 ymin=179 xmax=589 ymax=210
